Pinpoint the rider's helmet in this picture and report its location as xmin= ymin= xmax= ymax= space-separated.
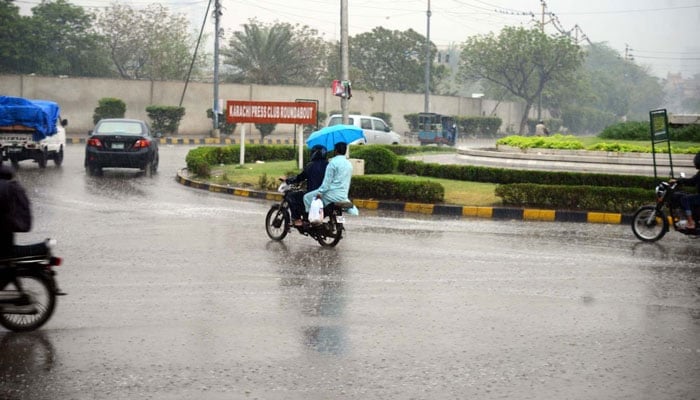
xmin=310 ymin=145 xmax=327 ymax=161
xmin=694 ymin=152 xmax=700 ymax=169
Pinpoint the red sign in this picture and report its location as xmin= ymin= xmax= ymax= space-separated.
xmin=226 ymin=100 xmax=317 ymax=124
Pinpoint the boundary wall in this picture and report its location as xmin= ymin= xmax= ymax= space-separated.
xmin=0 ymin=74 xmax=542 ymax=138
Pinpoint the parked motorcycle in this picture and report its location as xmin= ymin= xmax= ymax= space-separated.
xmin=0 ymin=239 xmax=65 ymax=331
xmin=631 ymin=178 xmax=700 ymax=242
xmin=265 ymin=181 xmax=353 ymax=247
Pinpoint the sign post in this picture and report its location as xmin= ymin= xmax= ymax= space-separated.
xmin=226 ymin=100 xmax=318 ymax=167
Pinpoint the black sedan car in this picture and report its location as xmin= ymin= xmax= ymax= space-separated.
xmin=85 ymin=118 xmax=159 ymax=176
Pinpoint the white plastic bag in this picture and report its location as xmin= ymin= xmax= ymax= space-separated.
xmin=308 ymin=196 xmax=324 ymax=225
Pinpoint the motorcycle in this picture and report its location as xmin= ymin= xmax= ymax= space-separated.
xmin=631 ymin=178 xmax=700 ymax=242
xmin=265 ymin=181 xmax=353 ymax=247
xmin=0 ymin=239 xmax=65 ymax=332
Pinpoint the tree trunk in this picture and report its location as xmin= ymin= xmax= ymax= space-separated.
xmin=519 ymin=102 xmax=532 ymax=135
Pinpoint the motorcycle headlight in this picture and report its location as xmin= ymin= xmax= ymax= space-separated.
xmin=655 ymin=185 xmax=666 ymax=198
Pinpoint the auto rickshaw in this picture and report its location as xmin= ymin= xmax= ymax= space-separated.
xmin=417 ymin=113 xmax=457 ymax=146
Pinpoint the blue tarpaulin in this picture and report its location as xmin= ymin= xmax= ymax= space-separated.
xmin=0 ymin=96 xmax=60 ymax=141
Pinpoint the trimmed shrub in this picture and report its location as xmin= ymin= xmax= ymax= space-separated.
xmin=207 ymin=108 xmax=236 ymax=135
xmin=599 ymin=121 xmax=648 ymax=140
xmin=93 ymin=97 xmax=126 ymax=124
xmin=146 ymin=105 xmax=185 ymax=135
xmin=350 ymin=176 xmax=444 ymax=203
xmin=371 ymin=112 xmax=392 ymax=128
xmin=350 ymin=145 xmax=399 ymax=174
xmin=495 ymin=183 xmax=652 ymax=213
xmin=399 ymin=159 xmax=656 ymax=188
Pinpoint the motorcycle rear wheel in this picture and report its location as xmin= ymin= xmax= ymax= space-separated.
xmin=317 ymin=216 xmax=343 ymax=247
xmin=265 ymin=204 xmax=290 ymax=241
xmin=0 ymin=272 xmax=56 ymax=332
xmin=631 ymin=205 xmax=668 ymax=242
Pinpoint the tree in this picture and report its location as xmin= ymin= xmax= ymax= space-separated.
xmin=95 ymin=3 xmax=199 ymax=80
xmin=30 ymin=0 xmax=112 ymax=77
xmin=344 ymin=27 xmax=446 ymax=93
xmin=223 ymin=19 xmax=329 ymax=86
xmin=0 ymin=0 xmax=32 ymax=73
xmin=0 ymin=0 xmax=110 ymax=76
xmin=459 ymin=27 xmax=584 ymax=134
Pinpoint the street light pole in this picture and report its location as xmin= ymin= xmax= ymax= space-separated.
xmin=213 ymin=0 xmax=221 ymax=138
xmin=424 ymin=0 xmax=431 ymax=113
xmin=341 ymin=0 xmax=349 ymax=124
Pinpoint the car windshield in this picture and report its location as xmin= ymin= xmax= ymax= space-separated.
xmin=328 ymin=116 xmax=355 ymax=126
xmin=96 ymin=121 xmax=144 ymax=135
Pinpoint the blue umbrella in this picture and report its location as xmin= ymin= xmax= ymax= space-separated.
xmin=306 ymin=124 xmax=366 ymax=149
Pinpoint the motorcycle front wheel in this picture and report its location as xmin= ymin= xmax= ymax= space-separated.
xmin=631 ymin=205 xmax=668 ymax=242
xmin=317 ymin=216 xmax=343 ymax=247
xmin=265 ymin=204 xmax=290 ymax=241
xmin=0 ymin=271 xmax=57 ymax=332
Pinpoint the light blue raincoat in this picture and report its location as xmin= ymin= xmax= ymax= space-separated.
xmin=304 ymin=154 xmax=353 ymax=211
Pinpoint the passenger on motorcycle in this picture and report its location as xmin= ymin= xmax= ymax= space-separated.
xmin=303 ymin=141 xmax=353 ymax=213
xmin=670 ymin=152 xmax=700 ymax=230
xmin=281 ymin=145 xmax=328 ymax=227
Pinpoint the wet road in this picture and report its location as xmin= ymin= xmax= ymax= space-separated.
xmin=1 ymin=145 xmax=699 ymax=400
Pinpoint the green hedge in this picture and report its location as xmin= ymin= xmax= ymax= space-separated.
xmin=600 ymin=121 xmax=700 ymax=142
xmin=350 ymin=146 xmax=399 ymax=174
xmin=399 ymin=159 xmax=656 ymax=188
xmin=146 ymin=105 xmax=185 ymax=135
xmin=495 ymin=183 xmax=652 ymax=213
xmin=455 ymin=116 xmax=502 ymax=137
xmin=403 ymin=113 xmax=502 ymax=137
xmin=350 ymin=176 xmax=444 ymax=203
xmin=93 ymin=97 xmax=126 ymax=124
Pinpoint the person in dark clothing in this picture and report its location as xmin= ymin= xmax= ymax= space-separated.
xmin=0 ymin=165 xmax=31 ymax=258
xmin=282 ymin=145 xmax=328 ymax=226
xmin=671 ymin=152 xmax=700 ymax=230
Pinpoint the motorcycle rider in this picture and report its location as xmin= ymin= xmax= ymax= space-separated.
xmin=303 ymin=141 xmax=353 ymax=213
xmin=281 ymin=144 xmax=328 ymax=227
xmin=670 ymin=152 xmax=700 ymax=230
xmin=0 ymin=165 xmax=32 ymax=258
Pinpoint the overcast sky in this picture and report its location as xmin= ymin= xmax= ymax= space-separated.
xmin=17 ymin=0 xmax=700 ymax=78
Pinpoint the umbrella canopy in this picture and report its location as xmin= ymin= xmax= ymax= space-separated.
xmin=305 ymin=124 xmax=366 ymax=149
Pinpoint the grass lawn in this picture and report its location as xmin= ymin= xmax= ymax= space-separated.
xmin=201 ymin=138 xmax=697 ymax=207
xmin=207 ymin=160 xmax=501 ymax=206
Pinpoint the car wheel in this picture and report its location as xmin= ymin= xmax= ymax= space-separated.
xmin=86 ymin=164 xmax=102 ymax=176
xmin=37 ymin=150 xmax=48 ymax=168
xmin=143 ymin=161 xmax=153 ymax=178
xmin=151 ymin=154 xmax=159 ymax=174
xmin=53 ymin=146 xmax=64 ymax=166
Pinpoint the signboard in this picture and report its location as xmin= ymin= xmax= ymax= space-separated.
xmin=226 ymin=100 xmax=317 ymax=125
xmin=648 ymin=109 xmax=674 ymax=179
xmin=650 ymin=109 xmax=669 ymax=142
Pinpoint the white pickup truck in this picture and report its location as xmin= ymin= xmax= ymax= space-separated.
xmin=0 ymin=96 xmax=67 ymax=168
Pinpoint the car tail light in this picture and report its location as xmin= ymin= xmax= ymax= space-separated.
xmin=87 ymin=137 xmax=103 ymax=147
xmin=133 ymin=139 xmax=151 ymax=149
xmin=50 ymin=256 xmax=62 ymax=266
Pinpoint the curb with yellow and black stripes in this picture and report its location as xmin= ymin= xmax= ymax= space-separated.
xmin=176 ymin=168 xmax=631 ymax=225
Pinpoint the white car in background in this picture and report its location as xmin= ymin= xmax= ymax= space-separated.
xmin=327 ymin=114 xmax=401 ymax=145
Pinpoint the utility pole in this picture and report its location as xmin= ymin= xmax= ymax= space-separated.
xmin=212 ymin=0 xmax=221 ymax=138
xmin=537 ymin=0 xmax=547 ymax=121
xmin=624 ymin=43 xmax=635 ymax=61
xmin=341 ymin=0 xmax=349 ymax=124
xmin=424 ymin=0 xmax=431 ymax=113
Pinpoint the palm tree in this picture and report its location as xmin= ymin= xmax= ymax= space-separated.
xmin=222 ymin=21 xmax=327 ymax=86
